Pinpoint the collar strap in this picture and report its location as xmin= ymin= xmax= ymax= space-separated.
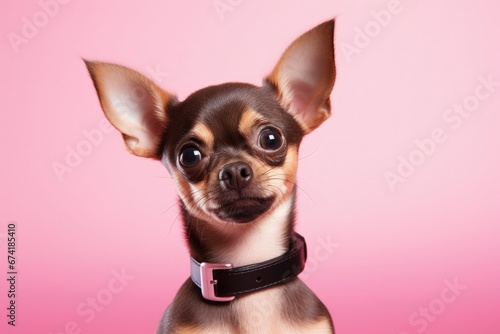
xmin=190 ymin=232 xmax=307 ymax=302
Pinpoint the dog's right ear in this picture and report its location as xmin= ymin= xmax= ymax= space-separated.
xmin=84 ymin=60 xmax=174 ymax=159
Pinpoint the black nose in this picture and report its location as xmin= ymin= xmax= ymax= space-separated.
xmin=219 ymin=162 xmax=253 ymax=191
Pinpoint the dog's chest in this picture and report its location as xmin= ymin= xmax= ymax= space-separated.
xmin=230 ymin=290 xmax=330 ymax=334
xmin=231 ymin=289 xmax=284 ymax=333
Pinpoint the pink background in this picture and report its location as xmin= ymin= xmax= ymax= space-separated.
xmin=1 ymin=0 xmax=499 ymax=333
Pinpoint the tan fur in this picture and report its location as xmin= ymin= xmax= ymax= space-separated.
xmin=173 ymin=316 xmax=333 ymax=334
xmin=170 ymin=168 xmax=207 ymax=220
xmin=191 ymin=123 xmax=215 ymax=149
xmin=173 ymin=325 xmax=232 ymax=334
xmin=209 ymin=197 xmax=292 ymax=266
xmin=277 ymin=318 xmax=333 ymax=334
xmin=238 ymin=108 xmax=266 ymax=138
xmin=265 ymin=145 xmax=299 ymax=198
xmin=173 ymin=326 xmax=203 ymax=334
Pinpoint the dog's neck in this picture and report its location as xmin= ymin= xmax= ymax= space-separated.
xmin=182 ymin=194 xmax=296 ymax=267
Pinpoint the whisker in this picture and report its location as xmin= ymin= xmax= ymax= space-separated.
xmin=267 ymin=184 xmax=285 ymax=198
xmin=299 ymin=146 xmax=320 ymax=161
xmin=296 ymin=175 xmax=313 ymax=184
xmin=258 ymin=166 xmax=279 ymax=178
xmin=199 ymin=218 xmax=209 ymax=243
xmin=167 ymin=206 xmax=183 ymax=235
xmin=159 ymin=201 xmax=180 ymax=218
xmin=267 ymin=177 xmax=316 ymax=204
xmin=159 ymin=188 xmax=206 ymax=218
xmin=164 ymin=189 xmax=213 ymax=235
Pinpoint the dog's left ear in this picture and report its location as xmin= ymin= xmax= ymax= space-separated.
xmin=266 ymin=19 xmax=336 ymax=134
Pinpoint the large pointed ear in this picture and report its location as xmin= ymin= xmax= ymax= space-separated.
xmin=266 ymin=19 xmax=336 ymax=134
xmin=84 ymin=60 xmax=175 ymax=159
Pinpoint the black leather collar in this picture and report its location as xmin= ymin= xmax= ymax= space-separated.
xmin=190 ymin=232 xmax=307 ymax=302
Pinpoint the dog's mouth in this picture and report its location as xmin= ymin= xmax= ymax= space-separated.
xmin=210 ymin=196 xmax=275 ymax=223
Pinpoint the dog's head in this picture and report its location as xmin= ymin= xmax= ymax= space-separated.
xmin=85 ymin=20 xmax=336 ymax=225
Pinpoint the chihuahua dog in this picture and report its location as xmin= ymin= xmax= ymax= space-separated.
xmin=85 ymin=19 xmax=336 ymax=334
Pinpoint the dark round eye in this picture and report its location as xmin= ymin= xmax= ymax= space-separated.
xmin=179 ymin=147 xmax=202 ymax=167
xmin=259 ymin=128 xmax=283 ymax=151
